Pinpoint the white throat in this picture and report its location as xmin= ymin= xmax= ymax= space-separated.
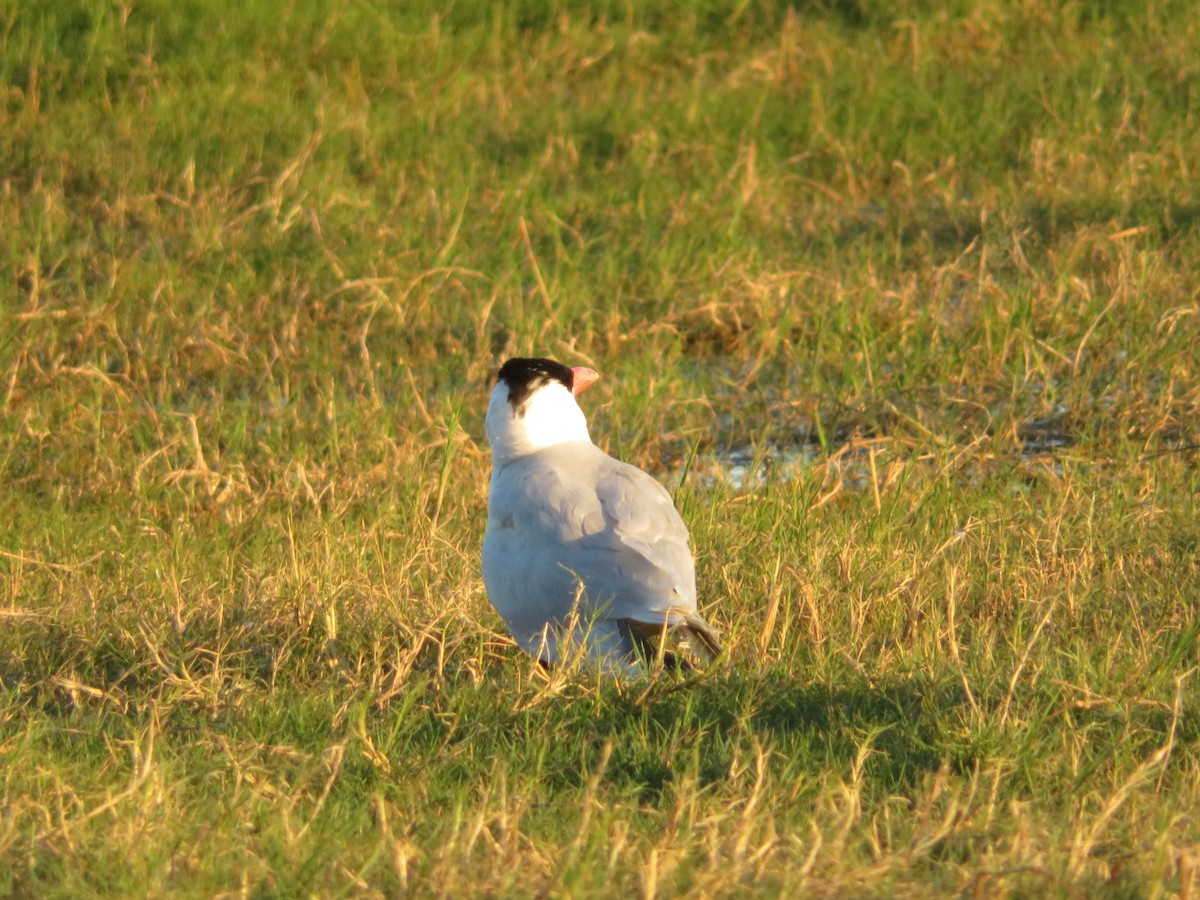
xmin=485 ymin=380 xmax=592 ymax=465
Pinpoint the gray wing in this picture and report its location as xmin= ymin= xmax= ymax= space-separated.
xmin=483 ymin=442 xmax=697 ymax=638
xmin=587 ymin=459 xmax=698 ymax=620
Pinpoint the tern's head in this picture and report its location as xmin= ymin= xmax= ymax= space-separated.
xmin=485 ymin=357 xmax=600 ymax=463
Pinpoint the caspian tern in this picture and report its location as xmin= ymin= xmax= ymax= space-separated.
xmin=482 ymin=357 xmax=722 ymax=673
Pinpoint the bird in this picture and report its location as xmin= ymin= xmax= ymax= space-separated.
xmin=481 ymin=356 xmax=722 ymax=674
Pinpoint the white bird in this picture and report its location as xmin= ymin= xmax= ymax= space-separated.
xmin=482 ymin=357 xmax=722 ymax=673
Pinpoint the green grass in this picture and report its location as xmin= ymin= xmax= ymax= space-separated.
xmin=2 ymin=0 xmax=1199 ymax=895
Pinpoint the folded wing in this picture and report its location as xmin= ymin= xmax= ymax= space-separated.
xmin=483 ymin=441 xmax=711 ymax=661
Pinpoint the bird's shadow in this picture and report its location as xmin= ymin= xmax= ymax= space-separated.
xmin=524 ymin=668 xmax=974 ymax=801
xmin=367 ymin=634 xmax=982 ymax=802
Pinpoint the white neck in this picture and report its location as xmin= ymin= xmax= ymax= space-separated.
xmin=485 ymin=380 xmax=591 ymax=465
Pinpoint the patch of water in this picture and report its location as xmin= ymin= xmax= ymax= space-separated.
xmin=687 ymin=425 xmax=1077 ymax=493
xmin=711 ymin=442 xmax=820 ymax=490
xmin=680 ymin=440 xmax=843 ymax=491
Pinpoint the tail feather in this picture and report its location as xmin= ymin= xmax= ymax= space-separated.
xmin=619 ymin=613 xmax=724 ymax=668
xmin=677 ymin=614 xmax=723 ymax=663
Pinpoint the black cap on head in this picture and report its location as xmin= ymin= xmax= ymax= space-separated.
xmin=497 ymin=357 xmax=574 ymax=415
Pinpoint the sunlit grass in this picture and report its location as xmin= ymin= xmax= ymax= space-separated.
xmin=2 ymin=0 xmax=1199 ymax=895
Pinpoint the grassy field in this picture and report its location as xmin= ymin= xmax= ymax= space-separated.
xmin=2 ymin=0 xmax=1199 ymax=895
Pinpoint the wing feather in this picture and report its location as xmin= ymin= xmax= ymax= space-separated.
xmin=482 ymin=442 xmax=698 ymax=646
